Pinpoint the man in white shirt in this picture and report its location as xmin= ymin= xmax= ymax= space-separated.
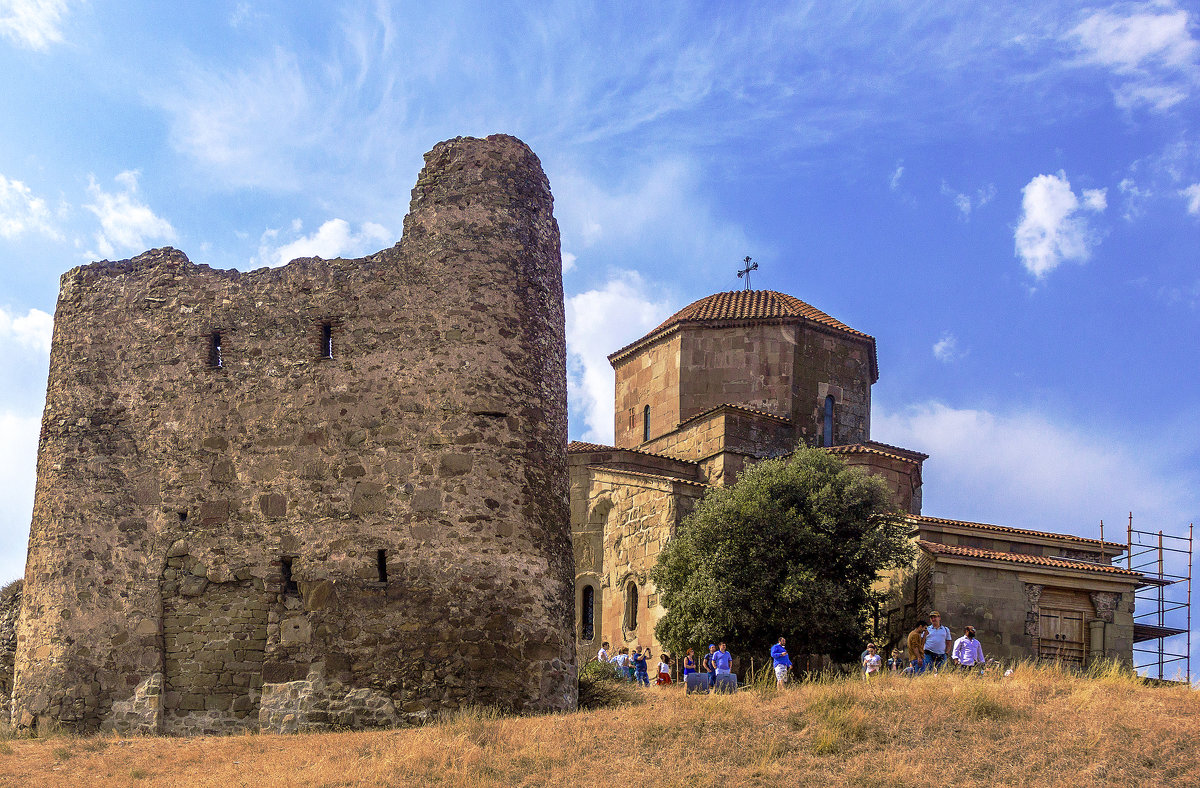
xmin=597 ymin=641 xmax=610 ymax=664
xmin=922 ymin=611 xmax=952 ymax=673
xmin=952 ymin=626 xmax=985 ymax=670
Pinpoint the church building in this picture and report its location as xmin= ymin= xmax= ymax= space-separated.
xmin=570 ymin=288 xmax=1150 ymax=669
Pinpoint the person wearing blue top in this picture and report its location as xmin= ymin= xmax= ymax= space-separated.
xmin=631 ymin=646 xmax=651 ymax=687
xmin=770 ymin=636 xmax=792 ymax=688
xmin=712 ymin=642 xmax=733 ymax=674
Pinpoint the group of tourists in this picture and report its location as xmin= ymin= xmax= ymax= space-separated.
xmin=597 ymin=641 xmax=735 ymax=687
xmin=595 ymin=610 xmax=990 ymax=688
xmin=862 ymin=610 xmax=987 ymax=677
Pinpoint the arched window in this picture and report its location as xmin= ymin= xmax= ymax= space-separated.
xmin=625 ymin=581 xmax=639 ymax=631
xmin=643 ymin=405 xmax=651 ymax=442
xmin=581 ymin=585 xmax=595 ymax=641
xmin=822 ymin=394 xmax=835 ymax=447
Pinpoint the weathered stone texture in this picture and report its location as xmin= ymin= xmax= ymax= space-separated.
xmin=14 ymin=134 xmax=574 ymax=734
xmin=0 ymin=580 xmax=21 ymax=724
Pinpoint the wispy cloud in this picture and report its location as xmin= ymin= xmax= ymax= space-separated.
xmin=0 ymin=305 xmax=52 ymax=354
xmin=932 ymin=331 xmax=964 ymax=363
xmin=0 ymin=0 xmax=71 ymax=51
xmin=875 ymin=400 xmax=1197 ymax=539
xmin=1183 ymin=183 xmax=1200 ymax=215
xmin=253 ymin=218 xmax=392 ymax=268
xmin=1067 ymin=3 xmax=1200 ymax=112
xmin=0 ymin=173 xmax=58 ymax=240
xmin=889 ymin=162 xmax=905 ymax=191
xmin=84 ymin=171 xmax=176 ymax=260
xmin=1014 ymin=171 xmax=1107 ymax=278
xmin=941 ymin=181 xmax=997 ymax=219
xmin=566 ymin=271 xmax=672 ymax=444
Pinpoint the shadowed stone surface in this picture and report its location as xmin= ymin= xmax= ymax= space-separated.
xmin=13 ymin=134 xmax=574 ymax=734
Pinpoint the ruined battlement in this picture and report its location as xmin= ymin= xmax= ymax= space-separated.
xmin=14 ymin=134 xmax=575 ymax=734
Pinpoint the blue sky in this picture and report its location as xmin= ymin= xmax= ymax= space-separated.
xmin=1 ymin=1 xmax=1197 ymax=676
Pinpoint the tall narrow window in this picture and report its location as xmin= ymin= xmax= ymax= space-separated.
xmin=321 ymin=322 xmax=333 ymax=359
xmin=642 ymin=405 xmax=651 ymax=442
xmin=822 ymin=394 xmax=835 ymax=447
xmin=625 ymin=581 xmax=639 ymax=630
xmin=581 ymin=585 xmax=595 ymax=641
xmin=209 ymin=331 xmax=223 ymax=368
xmin=281 ymin=557 xmax=298 ymax=594
xmin=376 ymin=549 xmax=388 ymax=583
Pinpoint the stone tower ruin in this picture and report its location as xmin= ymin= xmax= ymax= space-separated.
xmin=13 ymin=134 xmax=576 ymax=734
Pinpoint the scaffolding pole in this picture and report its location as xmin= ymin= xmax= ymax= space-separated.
xmin=1120 ymin=513 xmax=1193 ymax=682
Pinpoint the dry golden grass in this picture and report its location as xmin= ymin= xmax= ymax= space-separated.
xmin=2 ymin=663 xmax=1196 ymax=787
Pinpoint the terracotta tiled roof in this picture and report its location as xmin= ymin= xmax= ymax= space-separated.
xmin=677 ymin=402 xmax=792 ymax=428
xmin=825 ymin=443 xmax=920 ymax=465
xmin=862 ymin=440 xmax=929 ymax=461
xmin=918 ymin=540 xmax=1143 ymax=579
xmin=567 ymin=440 xmax=699 ymax=465
xmin=909 ymin=515 xmax=1118 ymax=549
xmin=608 ymin=290 xmax=878 ymax=381
xmin=589 ymin=465 xmax=710 ymax=488
xmin=650 ymin=290 xmax=871 ymax=338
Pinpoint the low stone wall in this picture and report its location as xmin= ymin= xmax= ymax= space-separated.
xmin=259 ymin=662 xmax=403 ymax=734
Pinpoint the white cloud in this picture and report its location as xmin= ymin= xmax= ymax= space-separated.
xmin=566 ymin=272 xmax=672 ymax=444
xmin=874 ymin=401 xmax=1196 ymax=539
xmin=889 ymin=163 xmax=905 ymax=191
xmin=254 ymin=218 xmax=392 ymax=268
xmin=561 ymin=251 xmax=577 ymax=274
xmin=84 ymin=171 xmax=176 ymax=260
xmin=0 ymin=173 xmax=58 ymax=239
xmin=1014 ymin=171 xmax=1107 ymax=278
xmin=0 ymin=0 xmax=70 ymax=51
xmin=932 ymin=331 xmax=963 ymax=363
xmin=0 ymin=409 xmax=39 ymax=583
xmin=0 ymin=306 xmax=52 ymax=354
xmin=1183 ymin=183 xmax=1200 ymax=215
xmin=551 ymin=158 xmax=753 ymax=281
xmin=940 ymin=181 xmax=997 ymax=219
xmin=1069 ymin=6 xmax=1200 ymax=111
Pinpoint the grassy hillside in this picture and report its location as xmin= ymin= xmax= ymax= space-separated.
xmin=2 ymin=663 xmax=1196 ymax=787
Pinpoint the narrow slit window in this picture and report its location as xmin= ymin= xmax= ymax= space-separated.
xmin=281 ymin=557 xmax=298 ymax=594
xmin=376 ymin=549 xmax=388 ymax=583
xmin=209 ymin=331 xmax=223 ymax=368
xmin=642 ymin=405 xmax=651 ymax=442
xmin=822 ymin=394 xmax=835 ymax=447
xmin=625 ymin=581 xmax=639 ymax=630
xmin=321 ymin=322 xmax=333 ymax=359
xmin=581 ymin=585 xmax=595 ymax=641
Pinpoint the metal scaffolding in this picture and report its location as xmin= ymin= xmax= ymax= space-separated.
xmin=1109 ymin=514 xmax=1193 ymax=682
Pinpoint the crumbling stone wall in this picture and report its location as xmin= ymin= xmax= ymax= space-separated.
xmin=14 ymin=134 xmax=574 ymax=734
xmin=0 ymin=580 xmax=21 ymax=725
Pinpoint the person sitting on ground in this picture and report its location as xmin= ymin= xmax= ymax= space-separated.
xmin=887 ymin=648 xmax=905 ymax=673
xmin=770 ymin=636 xmax=792 ymax=689
xmin=952 ymin=626 xmax=985 ymax=671
xmin=862 ymin=643 xmax=883 ymax=678
xmin=907 ymin=620 xmax=927 ymax=674
xmin=656 ymin=654 xmax=673 ymax=685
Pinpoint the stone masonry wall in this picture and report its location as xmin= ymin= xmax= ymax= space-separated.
xmin=0 ymin=581 xmax=20 ymax=725
xmin=14 ymin=134 xmax=574 ymax=734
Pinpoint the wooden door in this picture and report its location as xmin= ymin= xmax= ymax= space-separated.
xmin=1038 ymin=607 xmax=1087 ymax=665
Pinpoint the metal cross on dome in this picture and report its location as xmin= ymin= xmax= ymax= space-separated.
xmin=737 ymin=256 xmax=758 ymax=290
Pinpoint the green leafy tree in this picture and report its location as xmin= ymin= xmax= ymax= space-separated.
xmin=652 ymin=447 xmax=912 ymax=663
